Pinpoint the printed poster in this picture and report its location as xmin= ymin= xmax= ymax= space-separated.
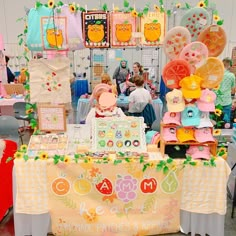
xmin=140 ymin=11 xmax=166 ymax=46
xmin=111 ymin=12 xmax=137 ymax=47
xmin=47 ymin=162 xmax=183 ymax=236
xmin=83 ymin=11 xmax=110 ymax=48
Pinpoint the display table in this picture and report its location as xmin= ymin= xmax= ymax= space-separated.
xmin=76 ymin=97 xmax=163 ymax=124
xmin=13 ymin=123 xmax=230 ymax=236
xmin=0 ymin=97 xmax=24 ymax=116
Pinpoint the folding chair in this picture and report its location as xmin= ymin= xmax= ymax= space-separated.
xmin=0 ymin=116 xmax=24 ymax=145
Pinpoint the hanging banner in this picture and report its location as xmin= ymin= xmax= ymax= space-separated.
xmin=27 ymin=5 xmax=84 ymax=51
xmin=41 ymin=16 xmax=68 ymax=51
xmin=110 ymin=12 xmax=137 ymax=48
xmin=47 ymin=162 xmax=182 ymax=236
xmin=83 ymin=11 xmax=110 ymax=48
xmin=140 ymin=11 xmax=166 ymax=46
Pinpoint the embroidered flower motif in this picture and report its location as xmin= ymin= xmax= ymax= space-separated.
xmin=197 ymin=1 xmax=206 ymax=8
xmin=89 ymin=167 xmax=101 ymax=177
xmin=48 ymin=0 xmax=55 ymax=8
xmin=40 ymin=152 xmax=48 ymax=160
xmin=83 ymin=208 xmax=98 ymax=223
xmin=131 ymin=10 xmax=138 ymax=17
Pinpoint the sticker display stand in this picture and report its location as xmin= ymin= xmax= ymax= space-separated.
xmin=159 ymin=122 xmax=218 ymax=157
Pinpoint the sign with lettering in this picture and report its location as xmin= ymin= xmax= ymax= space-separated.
xmin=83 ymin=11 xmax=110 ymax=48
xmin=47 ymin=162 xmax=182 ymax=236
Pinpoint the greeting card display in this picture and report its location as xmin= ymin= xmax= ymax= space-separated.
xmin=41 ymin=16 xmax=68 ymax=50
xmin=91 ymin=117 xmax=146 ymax=152
xmin=27 ymin=134 xmax=68 ymax=157
xmin=140 ymin=11 xmax=166 ymax=46
xmin=110 ymin=12 xmax=137 ymax=47
xmin=83 ymin=11 xmax=110 ymax=48
xmin=38 ymin=105 xmax=66 ymax=132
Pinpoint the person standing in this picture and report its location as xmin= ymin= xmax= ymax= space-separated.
xmin=5 ymin=56 xmax=15 ymax=83
xmin=126 ymin=62 xmax=143 ymax=96
xmin=112 ymin=59 xmax=130 ymax=95
xmin=216 ymin=57 xmax=236 ymax=124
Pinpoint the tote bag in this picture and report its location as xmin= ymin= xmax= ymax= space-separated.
xmin=29 ymin=56 xmax=71 ymax=104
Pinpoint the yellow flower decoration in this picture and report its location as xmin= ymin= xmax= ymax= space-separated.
xmin=176 ymin=3 xmax=181 ymax=8
xmin=48 ymin=0 xmax=55 ymax=8
xmin=213 ymin=85 xmax=220 ymax=91
xmin=149 ymin=162 xmax=155 ymax=168
xmin=14 ymin=152 xmax=23 ymax=159
xmin=213 ymin=129 xmax=222 ymax=136
xmin=64 ymin=156 xmax=71 ymax=163
xmin=83 ymin=208 xmax=98 ymax=223
xmin=20 ymin=144 xmax=28 ymax=152
xmin=26 ymin=108 xmax=34 ymax=115
xmin=218 ymin=147 xmax=227 ymax=154
xmin=213 ymin=15 xmax=220 ymax=21
xmin=131 ymin=10 xmax=138 ymax=17
xmin=197 ymin=1 xmax=206 ymax=8
xmin=69 ymin=4 xmax=76 ymax=13
xmin=154 ymin=4 xmax=160 ymax=11
xmin=40 ymin=152 xmax=48 ymax=160
xmin=215 ymin=108 xmax=222 ymax=117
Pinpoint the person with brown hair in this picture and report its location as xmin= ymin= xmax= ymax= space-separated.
xmin=101 ymin=73 xmax=117 ymax=95
xmin=128 ymin=75 xmax=152 ymax=113
xmin=125 ymin=62 xmax=143 ymax=96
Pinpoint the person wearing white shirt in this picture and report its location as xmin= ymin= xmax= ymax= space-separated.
xmin=128 ymin=75 xmax=152 ymax=113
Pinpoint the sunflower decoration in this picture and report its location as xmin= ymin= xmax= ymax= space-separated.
xmin=176 ymin=3 xmax=181 ymax=8
xmin=215 ymin=108 xmax=222 ymax=117
xmin=213 ymin=129 xmax=222 ymax=136
xmin=14 ymin=151 xmax=24 ymax=159
xmin=217 ymin=146 xmax=228 ymax=160
xmin=131 ymin=9 xmax=138 ymax=17
xmin=213 ymin=14 xmax=221 ymax=22
xmin=154 ymin=4 xmax=160 ymax=11
xmin=48 ymin=0 xmax=55 ymax=9
xmin=113 ymin=6 xmax=120 ymax=12
xmin=26 ymin=108 xmax=34 ymax=115
xmin=69 ymin=3 xmax=79 ymax=13
xmin=197 ymin=1 xmax=206 ymax=8
xmin=64 ymin=156 xmax=71 ymax=163
xmin=40 ymin=152 xmax=48 ymax=160
xmin=20 ymin=144 xmax=28 ymax=153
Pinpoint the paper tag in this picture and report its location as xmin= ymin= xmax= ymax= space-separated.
xmin=199 ymin=18 xmax=207 ymax=26
xmin=210 ymin=26 xmax=219 ymax=32
xmin=167 ymin=80 xmax=175 ymax=85
xmin=209 ymin=75 xmax=217 ymax=81
xmin=132 ymin=32 xmax=143 ymax=38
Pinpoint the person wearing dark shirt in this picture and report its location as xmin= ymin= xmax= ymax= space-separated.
xmin=5 ymin=56 xmax=15 ymax=83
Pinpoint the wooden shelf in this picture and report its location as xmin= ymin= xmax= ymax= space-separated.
xmin=160 ymin=123 xmax=218 ymax=157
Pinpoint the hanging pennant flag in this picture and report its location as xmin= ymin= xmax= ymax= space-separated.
xmin=83 ymin=11 xmax=110 ymax=48
xmin=140 ymin=11 xmax=166 ymax=46
xmin=110 ymin=12 xmax=137 ymax=47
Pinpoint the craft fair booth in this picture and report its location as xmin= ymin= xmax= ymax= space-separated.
xmin=1 ymin=1 xmax=231 ymax=236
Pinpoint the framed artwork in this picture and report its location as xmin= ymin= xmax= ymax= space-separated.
xmin=110 ymin=12 xmax=137 ymax=47
xmin=38 ymin=105 xmax=66 ymax=132
xmin=140 ymin=11 xmax=166 ymax=46
xmin=83 ymin=11 xmax=110 ymax=48
xmin=91 ymin=117 xmax=147 ymax=152
xmin=41 ymin=16 xmax=68 ymax=50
